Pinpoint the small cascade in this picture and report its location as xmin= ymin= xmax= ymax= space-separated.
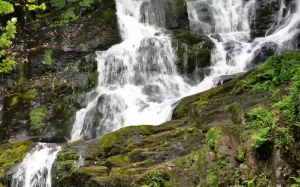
xmin=10 ymin=143 xmax=61 ymax=187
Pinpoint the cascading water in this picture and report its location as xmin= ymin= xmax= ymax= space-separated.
xmin=10 ymin=143 xmax=61 ymax=187
xmin=70 ymin=0 xmax=192 ymax=141
xmin=70 ymin=0 xmax=300 ymax=142
xmin=187 ymin=0 xmax=300 ymax=92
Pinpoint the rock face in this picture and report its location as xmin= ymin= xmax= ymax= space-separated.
xmin=140 ymin=0 xmax=189 ymax=30
xmin=1 ymin=54 xmax=98 ymax=143
xmin=1 ymin=0 xmax=121 ymax=88
xmin=248 ymin=42 xmax=278 ymax=69
xmin=171 ymin=29 xmax=214 ymax=81
xmin=0 ymin=0 xmax=121 ymax=143
xmin=250 ymin=0 xmax=294 ymax=39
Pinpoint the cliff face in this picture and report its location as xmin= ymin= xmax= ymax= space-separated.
xmin=0 ymin=0 xmax=300 ymax=186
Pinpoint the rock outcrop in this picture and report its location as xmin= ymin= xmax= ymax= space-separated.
xmin=0 ymin=0 xmax=121 ymax=143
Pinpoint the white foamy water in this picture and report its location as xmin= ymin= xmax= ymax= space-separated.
xmin=11 ymin=143 xmax=61 ymax=187
xmin=70 ymin=0 xmax=192 ymax=141
xmin=70 ymin=0 xmax=300 ymax=141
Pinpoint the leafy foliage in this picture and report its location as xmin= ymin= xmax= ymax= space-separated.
xmin=275 ymin=127 xmax=293 ymax=148
xmin=236 ymin=149 xmax=245 ymax=162
xmin=0 ymin=0 xmax=45 ymax=73
xmin=142 ymin=172 xmax=164 ymax=187
xmin=291 ymin=171 xmax=300 ymax=187
xmin=246 ymin=107 xmax=273 ymax=129
xmin=245 ymin=107 xmax=273 ymax=157
xmin=236 ymin=51 xmax=300 ymax=92
xmin=205 ymin=127 xmax=222 ymax=151
xmin=252 ymin=127 xmax=272 ymax=148
xmin=274 ymin=70 xmax=300 ymax=127
xmin=207 ymin=169 xmax=218 ymax=186
xmin=29 ymin=107 xmax=46 ymax=130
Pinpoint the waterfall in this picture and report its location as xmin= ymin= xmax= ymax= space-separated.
xmin=70 ymin=0 xmax=191 ymax=141
xmin=6 ymin=1 xmax=300 ymax=186
xmin=10 ymin=143 xmax=61 ymax=187
xmin=70 ymin=0 xmax=300 ymax=142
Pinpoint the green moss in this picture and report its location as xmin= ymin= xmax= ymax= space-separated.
xmin=23 ymin=88 xmax=38 ymax=100
xmin=79 ymin=0 xmax=94 ymax=7
xmin=234 ymin=50 xmax=300 ymax=93
xmin=10 ymin=96 xmax=19 ymax=107
xmin=175 ymin=0 xmax=186 ymax=6
xmin=0 ymin=141 xmax=33 ymax=168
xmin=56 ymin=149 xmax=77 ymax=162
xmin=96 ymin=125 xmax=154 ymax=158
xmin=230 ymin=102 xmax=242 ymax=124
xmin=173 ymin=77 xmax=238 ymax=119
xmin=29 ymin=107 xmax=46 ymax=130
xmin=102 ymin=9 xmax=115 ymax=20
xmin=206 ymin=126 xmax=222 ymax=151
xmin=44 ymin=50 xmax=53 ymax=65
xmin=87 ymin=71 xmax=98 ymax=89
xmin=32 ymin=23 xmax=41 ymax=31
xmin=51 ymin=7 xmax=79 ymax=27
xmin=50 ymin=0 xmax=66 ymax=10
xmin=67 ymin=140 xmax=84 ymax=147
xmin=236 ymin=149 xmax=245 ymax=162
xmin=104 ymin=155 xmax=130 ymax=167
xmin=76 ymin=166 xmax=108 ymax=176
xmin=207 ymin=169 xmax=218 ymax=187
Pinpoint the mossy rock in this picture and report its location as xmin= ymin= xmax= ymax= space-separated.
xmin=0 ymin=141 xmax=33 ymax=168
xmin=0 ymin=141 xmax=33 ymax=185
xmin=173 ymin=29 xmax=214 ymax=79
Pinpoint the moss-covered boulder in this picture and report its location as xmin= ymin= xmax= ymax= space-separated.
xmin=52 ymin=120 xmax=206 ymax=186
xmin=0 ymin=141 xmax=33 ymax=186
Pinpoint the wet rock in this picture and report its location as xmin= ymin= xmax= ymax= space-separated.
xmin=140 ymin=0 xmax=189 ymax=30
xmin=248 ymin=42 xmax=278 ymax=68
xmin=249 ymin=0 xmax=294 ymax=39
xmin=0 ymin=53 xmax=98 ymax=143
xmin=215 ymin=72 xmax=246 ymax=86
xmin=188 ymin=1 xmax=215 ymax=34
xmin=210 ymin=34 xmax=223 ymax=42
xmin=223 ymin=40 xmax=243 ymax=66
xmin=171 ymin=29 xmax=214 ymax=81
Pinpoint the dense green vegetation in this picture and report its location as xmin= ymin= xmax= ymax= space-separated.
xmin=0 ymin=0 xmax=45 ymax=73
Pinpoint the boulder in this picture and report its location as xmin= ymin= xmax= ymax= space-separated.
xmin=248 ymin=42 xmax=278 ymax=69
xmin=140 ymin=0 xmax=189 ymax=30
xmin=171 ymin=29 xmax=214 ymax=81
